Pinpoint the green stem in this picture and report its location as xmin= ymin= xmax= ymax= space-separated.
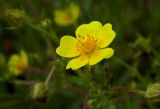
xmin=83 ymin=92 xmax=89 ymax=109
xmin=0 ymin=77 xmax=35 ymax=86
xmin=87 ymin=65 xmax=92 ymax=73
xmin=13 ymin=80 xmax=35 ymax=85
xmin=114 ymin=56 xmax=142 ymax=80
xmin=111 ymin=87 xmax=145 ymax=96
xmin=45 ymin=65 xmax=55 ymax=85
xmin=25 ymin=21 xmax=49 ymax=36
xmin=151 ymin=47 xmax=159 ymax=58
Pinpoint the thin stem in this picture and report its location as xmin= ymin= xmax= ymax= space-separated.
xmin=151 ymin=47 xmax=159 ymax=58
xmin=25 ymin=21 xmax=54 ymax=46
xmin=114 ymin=57 xmax=136 ymax=71
xmin=112 ymin=87 xmax=145 ymax=96
xmin=45 ymin=65 xmax=55 ymax=85
xmin=83 ymin=92 xmax=89 ymax=109
xmin=25 ymin=21 xmax=49 ymax=35
xmin=26 ymin=0 xmax=38 ymax=18
xmin=26 ymin=66 xmax=48 ymax=75
xmin=0 ymin=64 xmax=48 ymax=75
xmin=114 ymin=56 xmax=142 ymax=80
xmin=87 ymin=65 xmax=92 ymax=73
xmin=110 ymin=87 xmax=145 ymax=103
xmin=13 ymin=79 xmax=35 ymax=85
xmin=0 ymin=77 xmax=35 ymax=86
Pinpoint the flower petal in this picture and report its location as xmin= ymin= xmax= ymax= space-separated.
xmin=66 ymin=54 xmax=89 ymax=70
xmin=89 ymin=48 xmax=114 ymax=65
xmin=97 ymin=23 xmax=116 ymax=48
xmin=54 ymin=10 xmax=66 ymax=25
xmin=54 ymin=3 xmax=79 ymax=26
xmin=20 ymin=50 xmax=28 ymax=66
xmin=76 ymin=21 xmax=102 ymax=39
xmin=56 ymin=36 xmax=80 ymax=57
xmin=70 ymin=3 xmax=80 ymax=21
xmin=8 ymin=54 xmax=21 ymax=75
xmin=54 ymin=10 xmax=73 ymax=26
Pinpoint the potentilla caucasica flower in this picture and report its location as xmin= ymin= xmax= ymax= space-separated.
xmin=8 ymin=50 xmax=28 ymax=75
xmin=56 ymin=21 xmax=116 ymax=70
xmin=54 ymin=3 xmax=80 ymax=26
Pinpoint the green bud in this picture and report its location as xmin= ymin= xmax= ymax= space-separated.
xmin=87 ymin=100 xmax=93 ymax=109
xmin=129 ymin=81 xmax=137 ymax=89
xmin=31 ymin=82 xmax=49 ymax=103
xmin=40 ymin=18 xmax=51 ymax=28
xmin=145 ymin=83 xmax=160 ymax=105
xmin=4 ymin=9 xmax=25 ymax=27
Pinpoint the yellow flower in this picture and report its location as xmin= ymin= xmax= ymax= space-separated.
xmin=54 ymin=3 xmax=80 ymax=26
xmin=8 ymin=50 xmax=28 ymax=75
xmin=56 ymin=21 xmax=116 ymax=70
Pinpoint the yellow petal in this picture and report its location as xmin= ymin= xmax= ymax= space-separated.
xmin=54 ymin=10 xmax=71 ymax=26
xmin=89 ymin=48 xmax=114 ymax=65
xmin=70 ymin=3 xmax=80 ymax=21
xmin=76 ymin=21 xmax=102 ymax=39
xmin=54 ymin=4 xmax=79 ymax=26
xmin=20 ymin=50 xmax=28 ymax=67
xmin=66 ymin=54 xmax=89 ymax=70
xmin=8 ymin=54 xmax=21 ymax=75
xmin=97 ymin=23 xmax=116 ymax=48
xmin=56 ymin=36 xmax=80 ymax=57
xmin=8 ymin=50 xmax=28 ymax=75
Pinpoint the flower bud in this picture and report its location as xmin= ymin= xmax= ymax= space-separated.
xmin=40 ymin=18 xmax=51 ymax=28
xmin=135 ymin=36 xmax=151 ymax=53
xmin=145 ymin=83 xmax=160 ymax=106
xmin=4 ymin=9 xmax=25 ymax=27
xmin=87 ymin=100 xmax=93 ymax=109
xmin=31 ymin=82 xmax=49 ymax=103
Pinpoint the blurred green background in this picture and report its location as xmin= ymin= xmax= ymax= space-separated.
xmin=0 ymin=0 xmax=160 ymax=109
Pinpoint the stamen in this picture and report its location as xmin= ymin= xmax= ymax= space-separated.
xmin=76 ymin=34 xmax=98 ymax=54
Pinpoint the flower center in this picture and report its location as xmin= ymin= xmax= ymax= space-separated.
xmin=63 ymin=11 xmax=73 ymax=21
xmin=76 ymin=35 xmax=98 ymax=54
